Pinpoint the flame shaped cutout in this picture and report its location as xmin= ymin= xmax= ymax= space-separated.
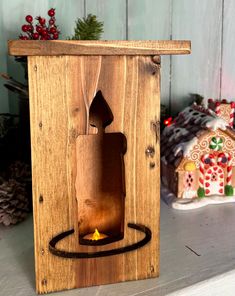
xmin=89 ymin=90 xmax=114 ymax=130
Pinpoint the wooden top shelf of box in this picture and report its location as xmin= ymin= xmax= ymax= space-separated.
xmin=8 ymin=40 xmax=191 ymax=56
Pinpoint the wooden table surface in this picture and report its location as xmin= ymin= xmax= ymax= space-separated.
xmin=1 ymin=197 xmax=235 ymax=296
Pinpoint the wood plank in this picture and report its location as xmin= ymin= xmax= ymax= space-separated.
xmin=85 ymin=0 xmax=126 ymax=40
xmin=9 ymin=40 xmax=191 ymax=56
xmin=28 ymin=54 xmax=160 ymax=293
xmin=170 ymin=0 xmax=222 ymax=113
xmin=127 ymin=0 xmax=172 ymax=107
xmin=221 ymin=0 xmax=235 ymax=100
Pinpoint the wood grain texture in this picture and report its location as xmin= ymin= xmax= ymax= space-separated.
xmin=9 ymin=40 xmax=191 ymax=56
xmin=170 ymin=0 xmax=222 ymax=113
xmin=127 ymin=0 xmax=172 ymax=106
xmin=85 ymin=0 xmax=126 ymax=39
xmin=28 ymin=55 xmax=160 ymax=293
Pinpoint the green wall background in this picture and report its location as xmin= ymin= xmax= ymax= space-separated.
xmin=1 ymin=0 xmax=235 ymax=114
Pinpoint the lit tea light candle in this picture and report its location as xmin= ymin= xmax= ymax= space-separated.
xmin=83 ymin=228 xmax=108 ymax=241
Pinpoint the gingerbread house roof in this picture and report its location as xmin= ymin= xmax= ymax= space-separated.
xmin=161 ymin=104 xmax=235 ymax=168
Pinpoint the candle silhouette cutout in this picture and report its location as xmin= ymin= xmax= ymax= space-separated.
xmin=75 ymin=91 xmax=127 ymax=245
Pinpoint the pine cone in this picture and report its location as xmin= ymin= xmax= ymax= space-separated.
xmin=0 ymin=178 xmax=29 ymax=226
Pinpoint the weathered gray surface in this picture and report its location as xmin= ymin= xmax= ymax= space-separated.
xmin=1 ymin=199 xmax=235 ymax=295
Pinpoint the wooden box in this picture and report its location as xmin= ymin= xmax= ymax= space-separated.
xmin=8 ymin=40 xmax=190 ymax=294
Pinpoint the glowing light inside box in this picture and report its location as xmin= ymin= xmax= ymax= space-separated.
xmin=92 ymin=229 xmax=101 ymax=240
xmin=83 ymin=229 xmax=108 ymax=241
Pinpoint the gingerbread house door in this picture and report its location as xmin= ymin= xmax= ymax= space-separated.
xmin=204 ymin=166 xmax=224 ymax=196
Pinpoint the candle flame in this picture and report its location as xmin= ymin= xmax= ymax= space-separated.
xmin=92 ymin=228 xmax=101 ymax=240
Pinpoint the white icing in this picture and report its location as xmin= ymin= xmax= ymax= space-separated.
xmin=169 ymin=127 xmax=189 ymax=142
xmin=182 ymin=189 xmax=197 ymax=199
xmin=162 ymin=123 xmax=175 ymax=136
xmin=172 ymin=195 xmax=235 ymax=210
xmin=173 ymin=137 xmax=198 ymax=157
xmin=161 ymin=184 xmax=235 ymax=210
xmin=205 ymin=117 xmax=228 ymax=131
xmin=180 ymin=105 xmax=227 ymax=130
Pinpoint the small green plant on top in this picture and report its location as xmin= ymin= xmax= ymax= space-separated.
xmin=69 ymin=14 xmax=104 ymax=40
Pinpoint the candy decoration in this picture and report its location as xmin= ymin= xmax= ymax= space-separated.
xmin=184 ymin=161 xmax=196 ymax=171
xmin=215 ymin=101 xmax=221 ymax=115
xmin=209 ymin=137 xmax=223 ymax=151
xmin=227 ymin=154 xmax=232 ymax=185
xmin=217 ymin=152 xmax=227 ymax=167
xmin=208 ymin=98 xmax=214 ymax=104
xmin=199 ymin=157 xmax=205 ymax=188
xmin=230 ymin=102 xmax=235 ymax=127
xmin=200 ymin=154 xmax=217 ymax=188
xmin=217 ymin=152 xmax=232 ymax=185
xmin=206 ymin=189 xmax=210 ymax=195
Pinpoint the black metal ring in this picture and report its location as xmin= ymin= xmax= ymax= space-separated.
xmin=49 ymin=223 xmax=151 ymax=259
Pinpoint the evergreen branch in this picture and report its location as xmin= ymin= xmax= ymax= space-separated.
xmin=69 ymin=14 xmax=104 ymax=40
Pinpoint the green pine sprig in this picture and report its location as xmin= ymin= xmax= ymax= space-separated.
xmin=69 ymin=14 xmax=104 ymax=40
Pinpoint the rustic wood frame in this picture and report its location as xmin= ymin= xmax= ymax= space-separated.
xmin=8 ymin=40 xmax=191 ymax=294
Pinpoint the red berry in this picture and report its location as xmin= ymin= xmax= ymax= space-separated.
xmin=38 ymin=17 xmax=46 ymax=25
xmin=25 ymin=15 xmax=33 ymax=23
xmin=19 ymin=35 xmax=29 ymax=40
xmin=50 ymin=27 xmax=57 ymax=34
xmin=41 ymin=29 xmax=48 ymax=36
xmin=22 ymin=24 xmax=29 ymax=32
xmin=36 ymin=26 xmax=43 ymax=33
xmin=33 ymin=33 xmax=39 ymax=40
xmin=40 ymin=36 xmax=47 ymax=40
xmin=231 ymin=102 xmax=235 ymax=108
xmin=48 ymin=8 xmax=55 ymax=17
xmin=28 ymin=25 xmax=34 ymax=31
xmin=49 ymin=19 xmax=55 ymax=25
xmin=53 ymin=33 xmax=59 ymax=39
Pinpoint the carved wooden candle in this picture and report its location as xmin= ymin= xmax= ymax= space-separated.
xmin=8 ymin=40 xmax=191 ymax=294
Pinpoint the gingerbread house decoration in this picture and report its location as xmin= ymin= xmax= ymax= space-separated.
xmin=208 ymin=98 xmax=235 ymax=128
xmin=161 ymin=102 xmax=235 ymax=199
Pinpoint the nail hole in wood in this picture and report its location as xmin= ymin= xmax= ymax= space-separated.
xmin=41 ymin=248 xmax=45 ymax=255
xmin=39 ymin=195 xmax=43 ymax=203
xmin=150 ymin=162 xmax=155 ymax=169
xmin=145 ymin=146 xmax=155 ymax=158
xmin=39 ymin=122 xmax=42 ymax=129
xmin=150 ymin=265 xmax=155 ymax=273
xmin=34 ymin=65 xmax=37 ymax=71
xmin=152 ymin=71 xmax=156 ymax=75
xmin=41 ymin=279 xmax=47 ymax=286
